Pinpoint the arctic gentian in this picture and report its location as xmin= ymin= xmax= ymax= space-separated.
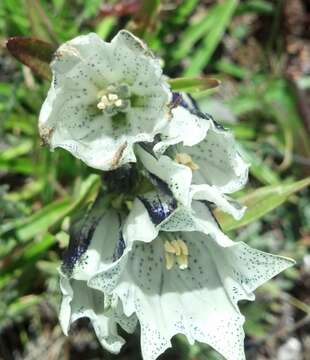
xmin=39 ymin=30 xmax=171 ymax=170
xmin=82 ymin=192 xmax=294 ymax=360
xmin=59 ymin=200 xmax=137 ymax=352
xmin=44 ymin=30 xmax=295 ymax=360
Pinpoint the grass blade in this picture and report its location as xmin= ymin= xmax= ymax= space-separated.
xmin=215 ymin=177 xmax=310 ymax=231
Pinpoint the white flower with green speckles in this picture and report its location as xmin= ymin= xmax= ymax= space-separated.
xmin=59 ymin=207 xmax=137 ymax=352
xmin=39 ymin=30 xmax=171 ymax=170
xmin=140 ymin=93 xmax=250 ymax=220
xmin=72 ymin=192 xmax=294 ymax=360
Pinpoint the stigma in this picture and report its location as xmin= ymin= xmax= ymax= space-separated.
xmin=164 ymin=238 xmax=189 ymax=270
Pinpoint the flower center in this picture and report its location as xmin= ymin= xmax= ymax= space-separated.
xmin=164 ymin=238 xmax=189 ymax=270
xmin=175 ymin=153 xmax=199 ymax=171
xmin=97 ymin=84 xmax=130 ymax=115
xmin=104 ymin=293 xmax=119 ymax=311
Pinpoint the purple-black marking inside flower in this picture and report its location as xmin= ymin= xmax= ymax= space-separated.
xmin=62 ymin=215 xmax=100 ymax=275
xmin=138 ymin=194 xmax=177 ymax=225
xmin=113 ymin=214 xmax=126 ymax=261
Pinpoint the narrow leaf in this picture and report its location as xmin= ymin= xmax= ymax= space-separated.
xmin=184 ymin=0 xmax=239 ymax=76
xmin=168 ymin=76 xmax=220 ymax=93
xmin=173 ymin=4 xmax=219 ymax=62
xmin=0 ymin=175 xmax=100 ymax=242
xmin=0 ymin=233 xmax=55 ymax=277
xmin=6 ymin=37 xmax=56 ymax=80
xmin=215 ymin=177 xmax=310 ymax=231
xmin=25 ymin=0 xmax=58 ymax=44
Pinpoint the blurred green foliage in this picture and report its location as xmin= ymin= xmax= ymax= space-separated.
xmin=0 ymin=0 xmax=310 ymax=359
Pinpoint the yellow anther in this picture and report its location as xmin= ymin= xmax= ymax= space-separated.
xmin=177 ymin=254 xmax=188 ymax=270
xmin=175 ymin=153 xmax=199 ymax=171
xmin=177 ymin=239 xmax=189 ymax=256
xmin=97 ymin=92 xmax=124 ymax=111
xmin=97 ymin=95 xmax=109 ymax=110
xmin=115 ymin=99 xmax=123 ymax=107
xmin=175 ymin=153 xmax=192 ymax=164
xmin=108 ymin=93 xmax=118 ymax=101
xmin=165 ymin=252 xmax=175 ymax=270
xmin=164 ymin=238 xmax=189 ymax=271
xmin=164 ymin=240 xmax=176 ymax=254
xmin=171 ymin=240 xmax=181 ymax=256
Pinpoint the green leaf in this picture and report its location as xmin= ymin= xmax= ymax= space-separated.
xmin=173 ymin=5 xmax=219 ymax=62
xmin=95 ymin=16 xmax=116 ymax=40
xmin=216 ymin=177 xmax=310 ymax=231
xmin=168 ymin=76 xmax=220 ymax=93
xmin=172 ymin=0 xmax=200 ymax=24
xmin=7 ymin=295 xmax=42 ymax=318
xmin=0 ymin=140 xmax=33 ymax=162
xmin=236 ymin=0 xmax=274 ymax=15
xmin=25 ymin=0 xmax=58 ymax=44
xmin=184 ymin=0 xmax=239 ymax=76
xmin=6 ymin=37 xmax=56 ymax=80
xmin=241 ymin=147 xmax=281 ymax=185
xmin=0 ymin=233 xmax=55 ymax=278
xmin=0 ymin=174 xmax=100 ymax=242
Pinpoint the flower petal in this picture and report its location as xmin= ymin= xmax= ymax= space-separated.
xmin=154 ymin=105 xmax=210 ymax=154
xmin=190 ymin=184 xmax=246 ymax=220
xmin=183 ymin=117 xmax=249 ymax=194
xmin=94 ymin=227 xmax=293 ymax=360
xmin=62 ymin=205 xmax=122 ymax=280
xmin=59 ymin=274 xmax=127 ymax=354
xmin=136 ymin=145 xmax=192 ymax=206
xmin=39 ymin=31 xmax=171 ymax=171
xmin=86 ymin=196 xmax=294 ymax=360
xmin=123 ymin=196 xmax=160 ymax=244
xmin=91 ymin=236 xmax=227 ymax=359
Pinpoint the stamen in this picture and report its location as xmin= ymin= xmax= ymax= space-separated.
xmin=175 ymin=153 xmax=199 ymax=171
xmin=165 ymin=252 xmax=175 ymax=270
xmin=96 ymin=84 xmax=131 ymax=114
xmin=177 ymin=239 xmax=189 ymax=256
xmin=164 ymin=240 xmax=176 ymax=254
xmin=164 ymin=238 xmax=189 ymax=270
xmin=177 ymin=254 xmax=188 ymax=270
xmin=171 ymin=240 xmax=181 ymax=256
xmin=108 ymin=93 xmax=118 ymax=101
xmin=115 ymin=99 xmax=123 ymax=107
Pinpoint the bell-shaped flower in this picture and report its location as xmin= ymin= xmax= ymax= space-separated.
xmin=39 ymin=30 xmax=171 ymax=170
xmin=87 ymin=191 xmax=294 ymax=360
xmin=59 ymin=200 xmax=137 ymax=353
xmin=135 ymin=93 xmax=249 ymax=219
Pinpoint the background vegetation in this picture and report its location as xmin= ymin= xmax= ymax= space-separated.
xmin=0 ymin=0 xmax=309 ymax=359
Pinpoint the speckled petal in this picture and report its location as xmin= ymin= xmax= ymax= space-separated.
xmin=123 ymin=196 xmax=160 ymax=244
xmin=87 ymin=193 xmax=177 ymax=294
xmin=184 ymin=120 xmax=249 ymax=194
xmin=190 ymin=183 xmax=246 ymax=220
xmin=136 ymin=145 xmax=192 ymax=206
xmin=39 ymin=31 xmax=171 ymax=171
xmin=90 ymin=227 xmax=293 ymax=360
xmin=62 ymin=207 xmax=123 ymax=280
xmin=59 ymin=274 xmax=126 ymax=354
xmin=154 ymin=105 xmax=210 ymax=154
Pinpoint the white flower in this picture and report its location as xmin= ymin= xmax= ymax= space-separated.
xmin=86 ymin=191 xmax=294 ymax=360
xmin=59 ymin=204 xmax=137 ymax=353
xmin=39 ymin=30 xmax=171 ymax=170
xmin=137 ymin=93 xmax=249 ymax=220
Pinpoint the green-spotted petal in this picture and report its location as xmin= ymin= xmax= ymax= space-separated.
xmin=59 ymin=274 xmax=130 ymax=354
xmin=39 ymin=31 xmax=171 ymax=170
